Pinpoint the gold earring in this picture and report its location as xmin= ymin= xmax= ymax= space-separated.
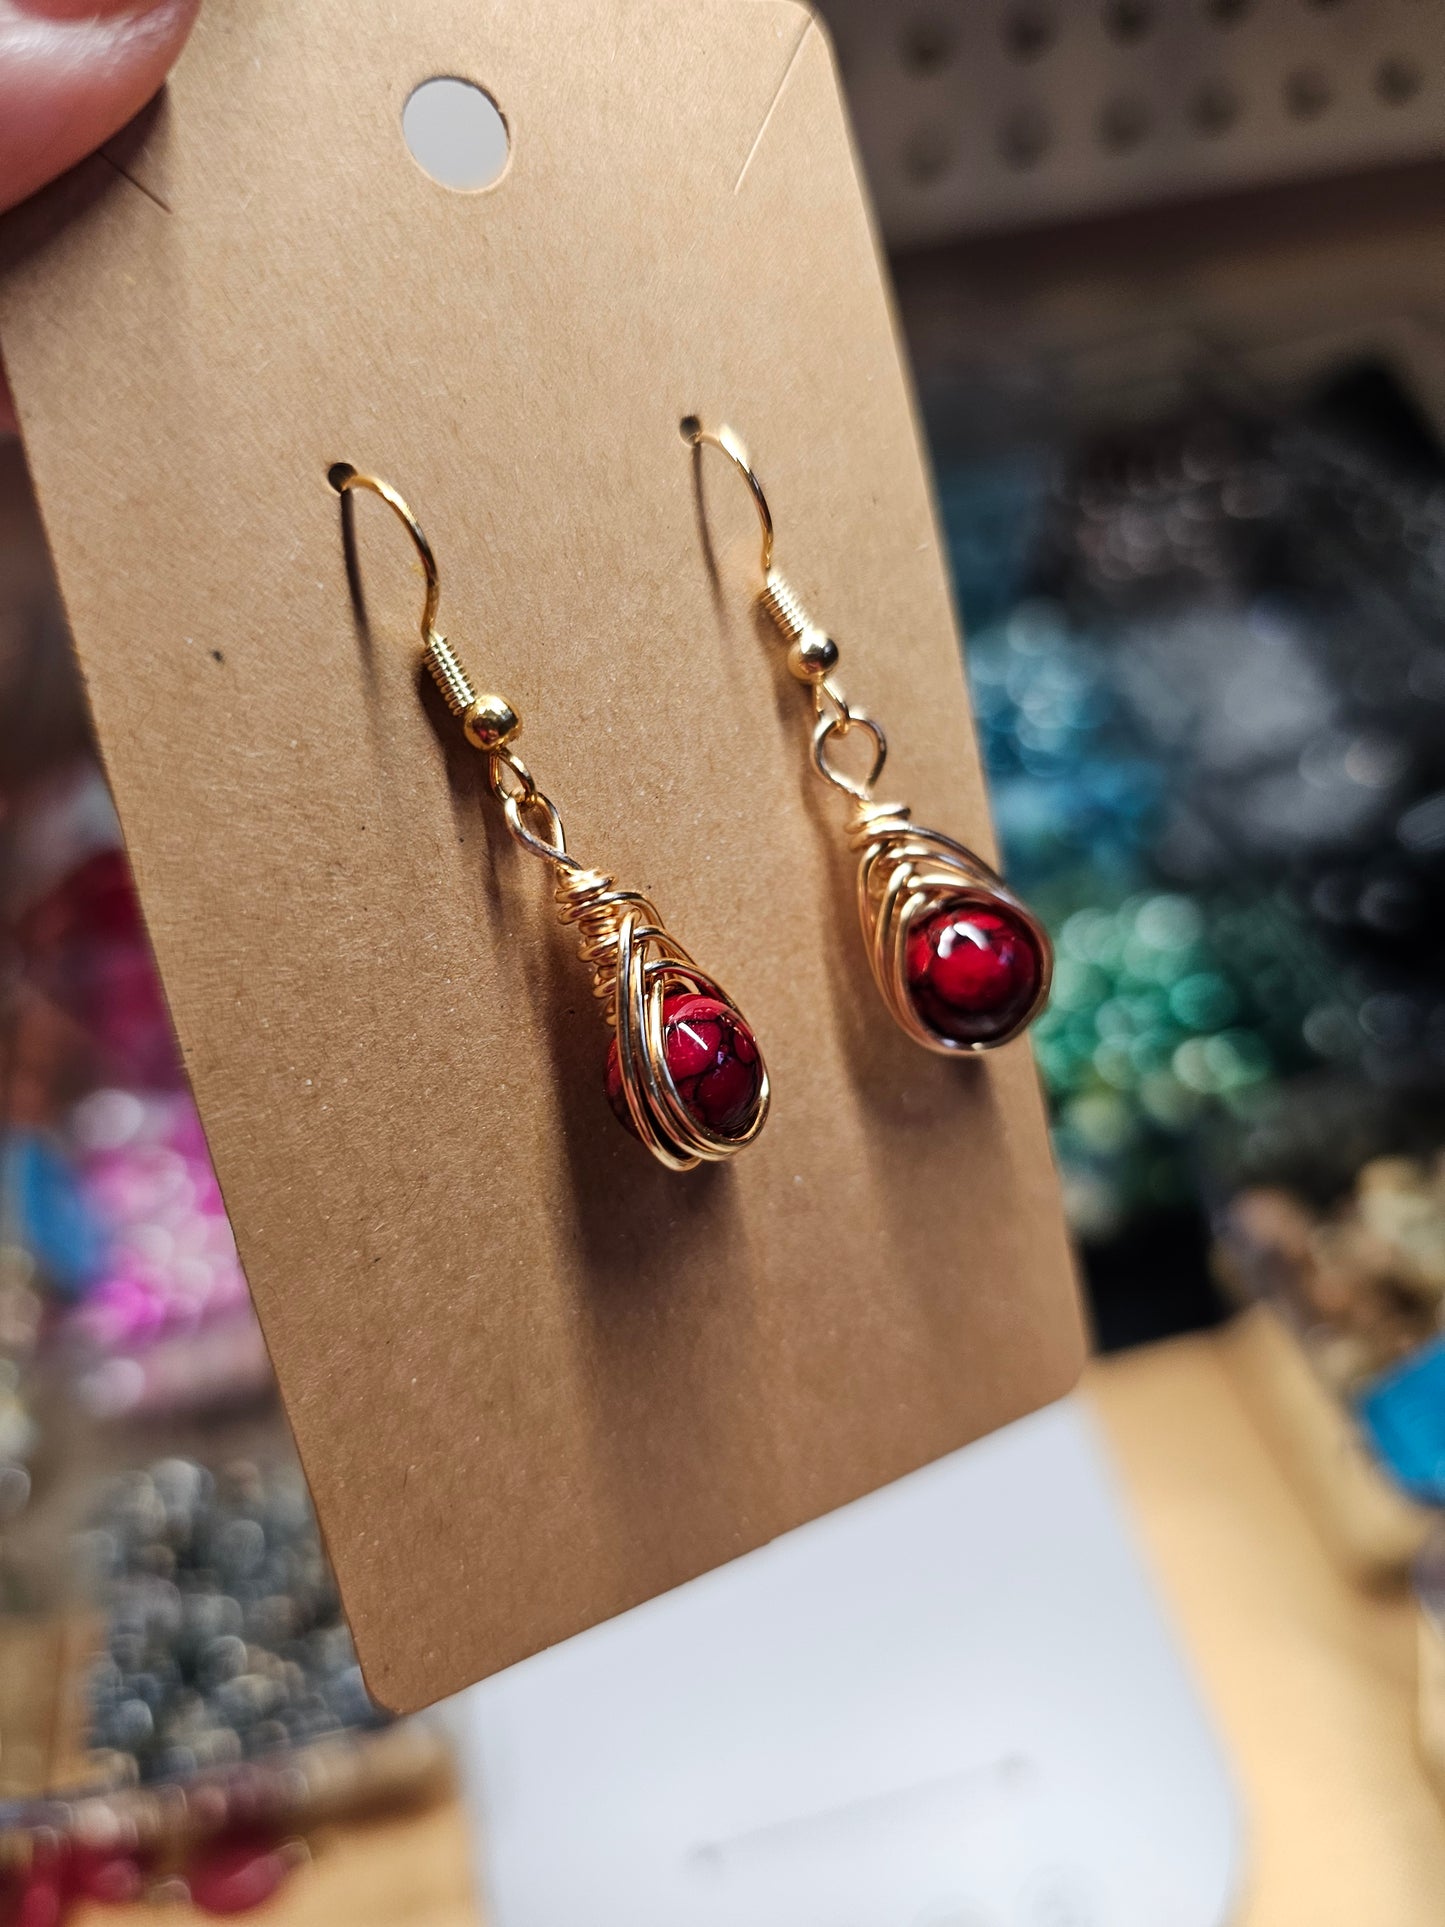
xmin=330 ymin=464 xmax=769 ymax=1170
xmin=684 ymin=422 xmax=1051 ymax=1054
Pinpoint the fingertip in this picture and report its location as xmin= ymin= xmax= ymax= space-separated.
xmin=0 ymin=0 xmax=201 ymax=216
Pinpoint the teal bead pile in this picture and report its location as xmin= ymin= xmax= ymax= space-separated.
xmin=1032 ymin=888 xmax=1340 ymax=1237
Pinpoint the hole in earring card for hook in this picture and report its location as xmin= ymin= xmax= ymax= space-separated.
xmin=402 ymin=77 xmax=510 ymax=191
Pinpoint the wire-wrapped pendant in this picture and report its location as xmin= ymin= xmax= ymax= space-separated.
xmin=558 ymin=868 xmax=770 ymax=1170
xmin=851 ymin=801 xmax=1052 ymax=1054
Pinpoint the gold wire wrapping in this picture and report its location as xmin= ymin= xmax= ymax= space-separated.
xmin=554 ymin=867 xmax=770 ymax=1171
xmin=850 ymin=800 xmax=1053 ymax=1054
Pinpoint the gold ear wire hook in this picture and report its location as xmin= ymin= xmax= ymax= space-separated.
xmin=685 ymin=418 xmax=884 ymax=798
xmin=682 ymin=418 xmax=774 ymax=576
xmin=328 ymin=463 xmax=441 ymax=640
xmin=328 ymin=462 xmax=521 ymax=754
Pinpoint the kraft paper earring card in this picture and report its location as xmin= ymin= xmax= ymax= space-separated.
xmin=0 ymin=0 xmax=1083 ymax=1711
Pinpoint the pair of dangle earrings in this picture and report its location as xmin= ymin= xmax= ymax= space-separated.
xmin=330 ymin=431 xmax=1050 ymax=1175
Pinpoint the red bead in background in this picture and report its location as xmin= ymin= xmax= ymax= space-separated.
xmin=185 ymin=1833 xmax=295 ymax=1916
xmin=66 ymin=1847 xmax=145 ymax=1905
xmin=0 ymin=1830 xmax=297 ymax=1924
xmin=17 ymin=848 xmax=178 ymax=1087
xmin=11 ymin=1856 xmax=65 ymax=1927
xmin=4 ymin=1842 xmax=146 ymax=1927
xmin=904 ymin=895 xmax=1043 ymax=1046
xmin=606 ymin=992 xmax=763 ymax=1141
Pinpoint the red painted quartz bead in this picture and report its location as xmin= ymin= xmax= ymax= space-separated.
xmin=607 ymin=992 xmax=763 ymax=1139
xmin=904 ymin=895 xmax=1043 ymax=1046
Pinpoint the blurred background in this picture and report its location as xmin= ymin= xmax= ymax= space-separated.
xmin=3 ymin=1 xmax=1445 ymax=1920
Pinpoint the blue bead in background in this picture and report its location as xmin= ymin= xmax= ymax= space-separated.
xmin=1357 ymin=1337 xmax=1445 ymax=1506
xmin=1 ymin=1131 xmax=106 ymax=1298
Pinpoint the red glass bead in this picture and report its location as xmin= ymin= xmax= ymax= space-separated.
xmin=606 ymin=992 xmax=762 ymax=1140
xmin=904 ymin=895 xmax=1043 ymax=1045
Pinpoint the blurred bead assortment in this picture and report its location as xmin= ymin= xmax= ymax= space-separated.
xmin=1219 ymin=1157 xmax=1445 ymax=1394
xmin=1218 ymin=1156 xmax=1445 ymax=1509
xmin=0 ymin=758 xmax=420 ymax=1908
xmin=0 ymin=1721 xmax=451 ymax=1921
xmin=1034 ymin=371 xmax=1445 ymax=1020
xmin=967 ymin=602 xmax=1162 ymax=896
xmin=69 ymin=1093 xmax=249 ymax=1357
xmin=1036 ymin=889 xmax=1336 ymax=1240
xmin=2 ymin=1827 xmax=307 ymax=1922
xmin=935 ymin=358 xmax=1445 ymax=1279
xmin=85 ymin=1455 xmax=384 ymax=1788
xmin=956 ymin=598 xmax=1358 ymax=1241
xmin=3 ymin=781 xmax=266 ymax=1404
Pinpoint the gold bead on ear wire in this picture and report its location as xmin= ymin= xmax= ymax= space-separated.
xmin=683 ymin=422 xmax=1052 ymax=1055
xmin=329 ymin=463 xmax=769 ymax=1169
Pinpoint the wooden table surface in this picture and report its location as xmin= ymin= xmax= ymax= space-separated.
xmin=1089 ymin=1332 xmax=1445 ymax=1927
xmin=79 ymin=1329 xmax=1445 ymax=1926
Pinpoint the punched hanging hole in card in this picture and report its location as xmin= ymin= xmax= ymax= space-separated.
xmin=402 ymin=77 xmax=510 ymax=192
